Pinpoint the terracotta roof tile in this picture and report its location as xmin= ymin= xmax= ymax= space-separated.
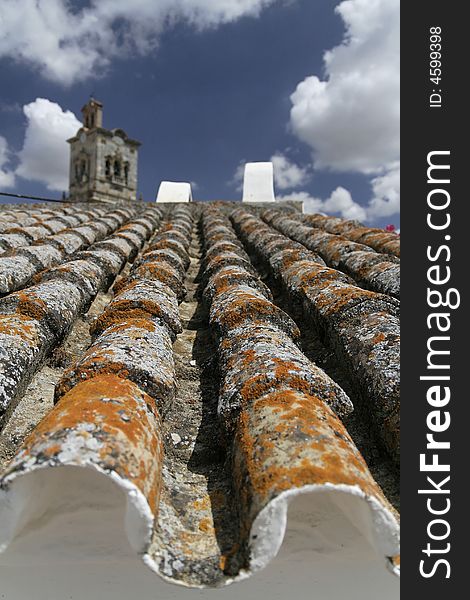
xmin=303 ymin=213 xmax=400 ymax=258
xmin=0 ymin=201 xmax=399 ymax=595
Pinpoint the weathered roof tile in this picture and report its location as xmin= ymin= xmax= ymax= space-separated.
xmin=0 ymin=201 xmax=399 ymax=594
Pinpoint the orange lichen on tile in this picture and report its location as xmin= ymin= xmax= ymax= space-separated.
xmin=234 ymin=388 xmax=390 ymax=509
xmin=306 ymin=281 xmax=392 ymax=320
xmin=391 ymin=555 xmax=401 ymax=567
xmin=0 ymin=313 xmax=43 ymax=343
xmin=91 ymin=308 xmax=156 ymax=336
xmin=13 ymin=291 xmax=49 ymax=322
xmin=192 ymin=496 xmax=211 ymax=511
xmin=212 ymin=294 xmax=299 ymax=340
xmin=198 ymin=517 xmax=214 ymax=533
xmin=121 ymin=263 xmax=184 ymax=295
xmin=16 ymin=374 xmax=163 ymax=514
xmin=218 ymin=543 xmax=240 ymax=573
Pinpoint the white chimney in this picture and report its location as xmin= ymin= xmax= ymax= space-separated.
xmin=156 ymin=181 xmax=192 ymax=203
xmin=242 ymin=162 xmax=275 ymax=203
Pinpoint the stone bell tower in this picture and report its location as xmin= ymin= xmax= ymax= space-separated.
xmin=67 ymin=98 xmax=141 ymax=203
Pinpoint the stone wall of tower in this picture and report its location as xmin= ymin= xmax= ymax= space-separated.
xmin=91 ymin=130 xmax=139 ymax=203
xmin=68 ymin=132 xmax=94 ymax=203
xmin=68 ymin=129 xmax=140 ymax=203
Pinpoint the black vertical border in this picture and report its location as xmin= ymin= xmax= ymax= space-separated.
xmin=401 ymin=2 xmax=466 ymax=598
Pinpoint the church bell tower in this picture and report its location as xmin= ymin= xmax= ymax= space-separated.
xmin=67 ymin=98 xmax=141 ymax=203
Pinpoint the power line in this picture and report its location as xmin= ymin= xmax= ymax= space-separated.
xmin=0 ymin=191 xmax=67 ymax=204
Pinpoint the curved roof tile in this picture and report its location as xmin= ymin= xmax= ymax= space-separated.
xmin=0 ymin=201 xmax=399 ymax=596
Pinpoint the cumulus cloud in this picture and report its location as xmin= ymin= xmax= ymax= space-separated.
xmin=230 ymin=161 xmax=245 ymax=192
xmin=0 ymin=0 xmax=278 ymax=85
xmin=0 ymin=135 xmax=15 ymax=189
xmin=278 ymin=162 xmax=399 ymax=221
xmin=285 ymin=0 xmax=399 ymax=221
xmin=278 ymin=186 xmax=367 ymax=220
xmin=367 ymin=162 xmax=400 ymax=218
xmin=15 ymin=98 xmax=81 ymax=192
xmin=271 ymin=153 xmax=311 ymax=190
xmin=289 ymin=0 xmax=399 ymax=175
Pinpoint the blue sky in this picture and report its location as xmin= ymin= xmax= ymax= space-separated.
xmin=0 ymin=0 xmax=399 ymax=227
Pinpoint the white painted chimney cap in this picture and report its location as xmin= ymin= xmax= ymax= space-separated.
xmin=242 ymin=162 xmax=275 ymax=203
xmin=156 ymin=181 xmax=192 ymax=203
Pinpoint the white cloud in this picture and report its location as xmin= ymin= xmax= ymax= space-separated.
xmin=278 ymin=186 xmax=367 ymax=221
xmin=285 ymin=0 xmax=399 ymax=221
xmin=278 ymin=162 xmax=399 ymax=221
xmin=0 ymin=135 xmax=15 ymax=189
xmin=367 ymin=162 xmax=400 ymax=218
xmin=234 ymin=1 xmax=400 ymax=222
xmin=231 ymin=161 xmax=246 ymax=193
xmin=15 ymin=98 xmax=81 ymax=192
xmin=0 ymin=0 xmax=278 ymax=85
xmin=289 ymin=0 xmax=399 ymax=175
xmin=271 ymin=153 xmax=311 ymax=190
xmin=321 ymin=186 xmax=366 ymax=220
